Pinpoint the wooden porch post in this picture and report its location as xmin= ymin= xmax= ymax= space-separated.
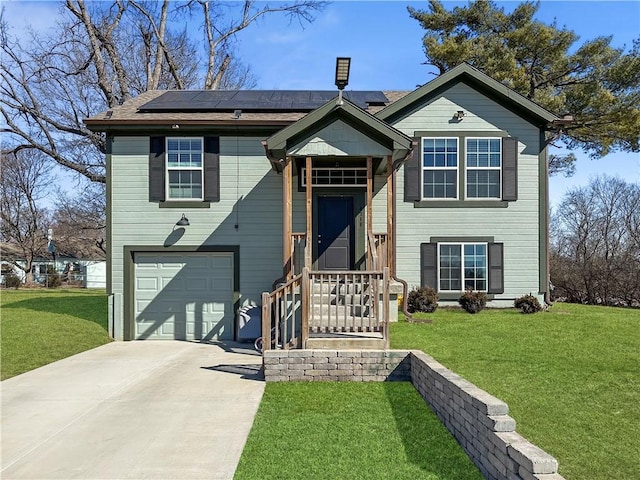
xmin=366 ymin=156 xmax=373 ymax=269
xmin=282 ymin=157 xmax=293 ymax=279
xmin=386 ymin=155 xmax=394 ymax=276
xmin=305 ymin=156 xmax=313 ymax=269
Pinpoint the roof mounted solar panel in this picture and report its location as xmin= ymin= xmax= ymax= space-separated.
xmin=138 ymin=90 xmax=389 ymax=112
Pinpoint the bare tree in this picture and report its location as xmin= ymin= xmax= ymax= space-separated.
xmin=0 ymin=0 xmax=326 ymax=184
xmin=551 ymin=175 xmax=640 ymax=306
xmin=52 ymin=182 xmax=106 ymax=258
xmin=0 ymin=150 xmax=53 ymax=284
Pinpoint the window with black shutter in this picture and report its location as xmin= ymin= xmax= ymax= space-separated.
xmin=420 ymin=241 xmax=504 ymax=294
xmin=406 ymin=135 xmax=518 ymax=204
xmin=148 ymin=136 xmax=219 ymax=203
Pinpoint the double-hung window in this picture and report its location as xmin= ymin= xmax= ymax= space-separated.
xmin=422 ymin=138 xmax=458 ymax=199
xmin=438 ymin=243 xmax=487 ymax=292
xmin=166 ymin=138 xmax=203 ymax=200
xmin=406 ymin=136 xmax=517 ymax=204
xmin=466 ymin=138 xmax=501 ymax=199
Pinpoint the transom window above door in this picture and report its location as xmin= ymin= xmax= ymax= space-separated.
xmin=300 ymin=166 xmax=367 ymax=187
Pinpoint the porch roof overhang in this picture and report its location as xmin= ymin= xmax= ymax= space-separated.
xmin=263 ymin=97 xmax=414 ymax=173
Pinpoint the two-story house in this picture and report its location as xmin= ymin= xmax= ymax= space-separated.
xmin=85 ymin=63 xmax=562 ymax=344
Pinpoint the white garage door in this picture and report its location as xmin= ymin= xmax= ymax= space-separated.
xmin=134 ymin=252 xmax=234 ymax=340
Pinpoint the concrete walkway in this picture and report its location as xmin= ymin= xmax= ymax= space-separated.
xmin=1 ymin=341 xmax=265 ymax=479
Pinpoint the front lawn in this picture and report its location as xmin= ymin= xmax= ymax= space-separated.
xmin=235 ymin=382 xmax=483 ymax=480
xmin=1 ymin=289 xmax=112 ymax=380
xmin=391 ymin=303 xmax=640 ymax=480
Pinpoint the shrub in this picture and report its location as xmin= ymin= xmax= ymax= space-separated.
xmin=514 ymin=294 xmax=543 ymax=314
xmin=458 ymin=289 xmax=487 ymax=314
xmin=407 ymin=287 xmax=438 ymax=313
xmin=3 ymin=271 xmax=21 ymax=289
xmin=43 ymin=265 xmax=62 ymax=288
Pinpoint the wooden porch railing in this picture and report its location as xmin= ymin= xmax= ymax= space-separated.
xmin=262 ymin=266 xmax=390 ymax=351
xmin=264 ymin=230 xmax=391 ymax=351
xmin=290 ymin=232 xmax=306 ymax=276
xmin=308 ymin=269 xmax=388 ymax=335
xmin=261 ymin=273 xmax=304 ymax=352
xmin=373 ymin=233 xmax=388 ymax=270
xmin=291 ymin=232 xmax=385 ymax=277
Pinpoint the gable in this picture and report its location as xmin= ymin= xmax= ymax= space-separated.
xmin=391 ymin=82 xmax=538 ymax=137
xmin=377 ymin=63 xmax=559 ymax=127
xmin=264 ymin=97 xmax=413 ymax=170
xmin=288 ymin=119 xmax=393 ymax=157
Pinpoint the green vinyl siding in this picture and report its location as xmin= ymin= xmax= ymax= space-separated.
xmin=110 ymin=136 xmax=282 ymax=340
xmin=289 ymin=119 xmax=392 ymax=157
xmin=390 ymin=82 xmax=543 ymax=303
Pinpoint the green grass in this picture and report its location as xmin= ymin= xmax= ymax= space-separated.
xmin=235 ymin=382 xmax=483 ymax=480
xmin=391 ymin=303 xmax=640 ymax=480
xmin=1 ymin=289 xmax=112 ymax=380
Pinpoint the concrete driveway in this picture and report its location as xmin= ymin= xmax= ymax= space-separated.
xmin=1 ymin=341 xmax=265 ymax=479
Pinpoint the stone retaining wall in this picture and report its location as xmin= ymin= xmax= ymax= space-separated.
xmin=263 ymin=349 xmax=565 ymax=480
xmin=263 ymin=349 xmax=411 ymax=382
xmin=410 ymin=351 xmax=564 ymax=480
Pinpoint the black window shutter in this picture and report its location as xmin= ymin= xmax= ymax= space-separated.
xmin=502 ymin=137 xmax=518 ymax=201
xmin=149 ymin=136 xmax=165 ymax=202
xmin=420 ymin=243 xmax=438 ymax=289
xmin=488 ymin=243 xmax=504 ymax=294
xmin=203 ymin=137 xmax=220 ymax=202
xmin=404 ymin=137 xmax=421 ymax=202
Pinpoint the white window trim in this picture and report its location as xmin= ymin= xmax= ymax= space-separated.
xmin=437 ymin=242 xmax=488 ymax=293
xmin=165 ymin=137 xmax=204 ymax=201
xmin=421 ymin=137 xmax=459 ymax=201
xmin=465 ymin=137 xmax=502 ymax=201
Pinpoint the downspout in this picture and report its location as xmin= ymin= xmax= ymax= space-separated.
xmin=543 ymin=136 xmax=552 ymax=307
xmin=392 ymin=146 xmax=415 ymax=321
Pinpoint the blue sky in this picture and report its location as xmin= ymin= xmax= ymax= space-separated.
xmin=3 ymin=0 xmax=640 ymax=206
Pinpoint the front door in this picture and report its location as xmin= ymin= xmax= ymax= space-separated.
xmin=317 ymin=196 xmax=354 ymax=270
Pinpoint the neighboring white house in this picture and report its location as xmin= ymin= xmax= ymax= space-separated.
xmin=84 ymin=261 xmax=107 ymax=289
xmin=1 ymin=257 xmax=106 ymax=288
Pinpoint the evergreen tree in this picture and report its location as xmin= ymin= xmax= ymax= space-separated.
xmin=409 ymin=0 xmax=640 ymax=175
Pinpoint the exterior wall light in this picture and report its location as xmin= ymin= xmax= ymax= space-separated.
xmin=454 ymin=110 xmax=466 ymax=120
xmin=176 ymin=214 xmax=190 ymax=227
xmin=335 ymin=57 xmax=351 ymax=105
